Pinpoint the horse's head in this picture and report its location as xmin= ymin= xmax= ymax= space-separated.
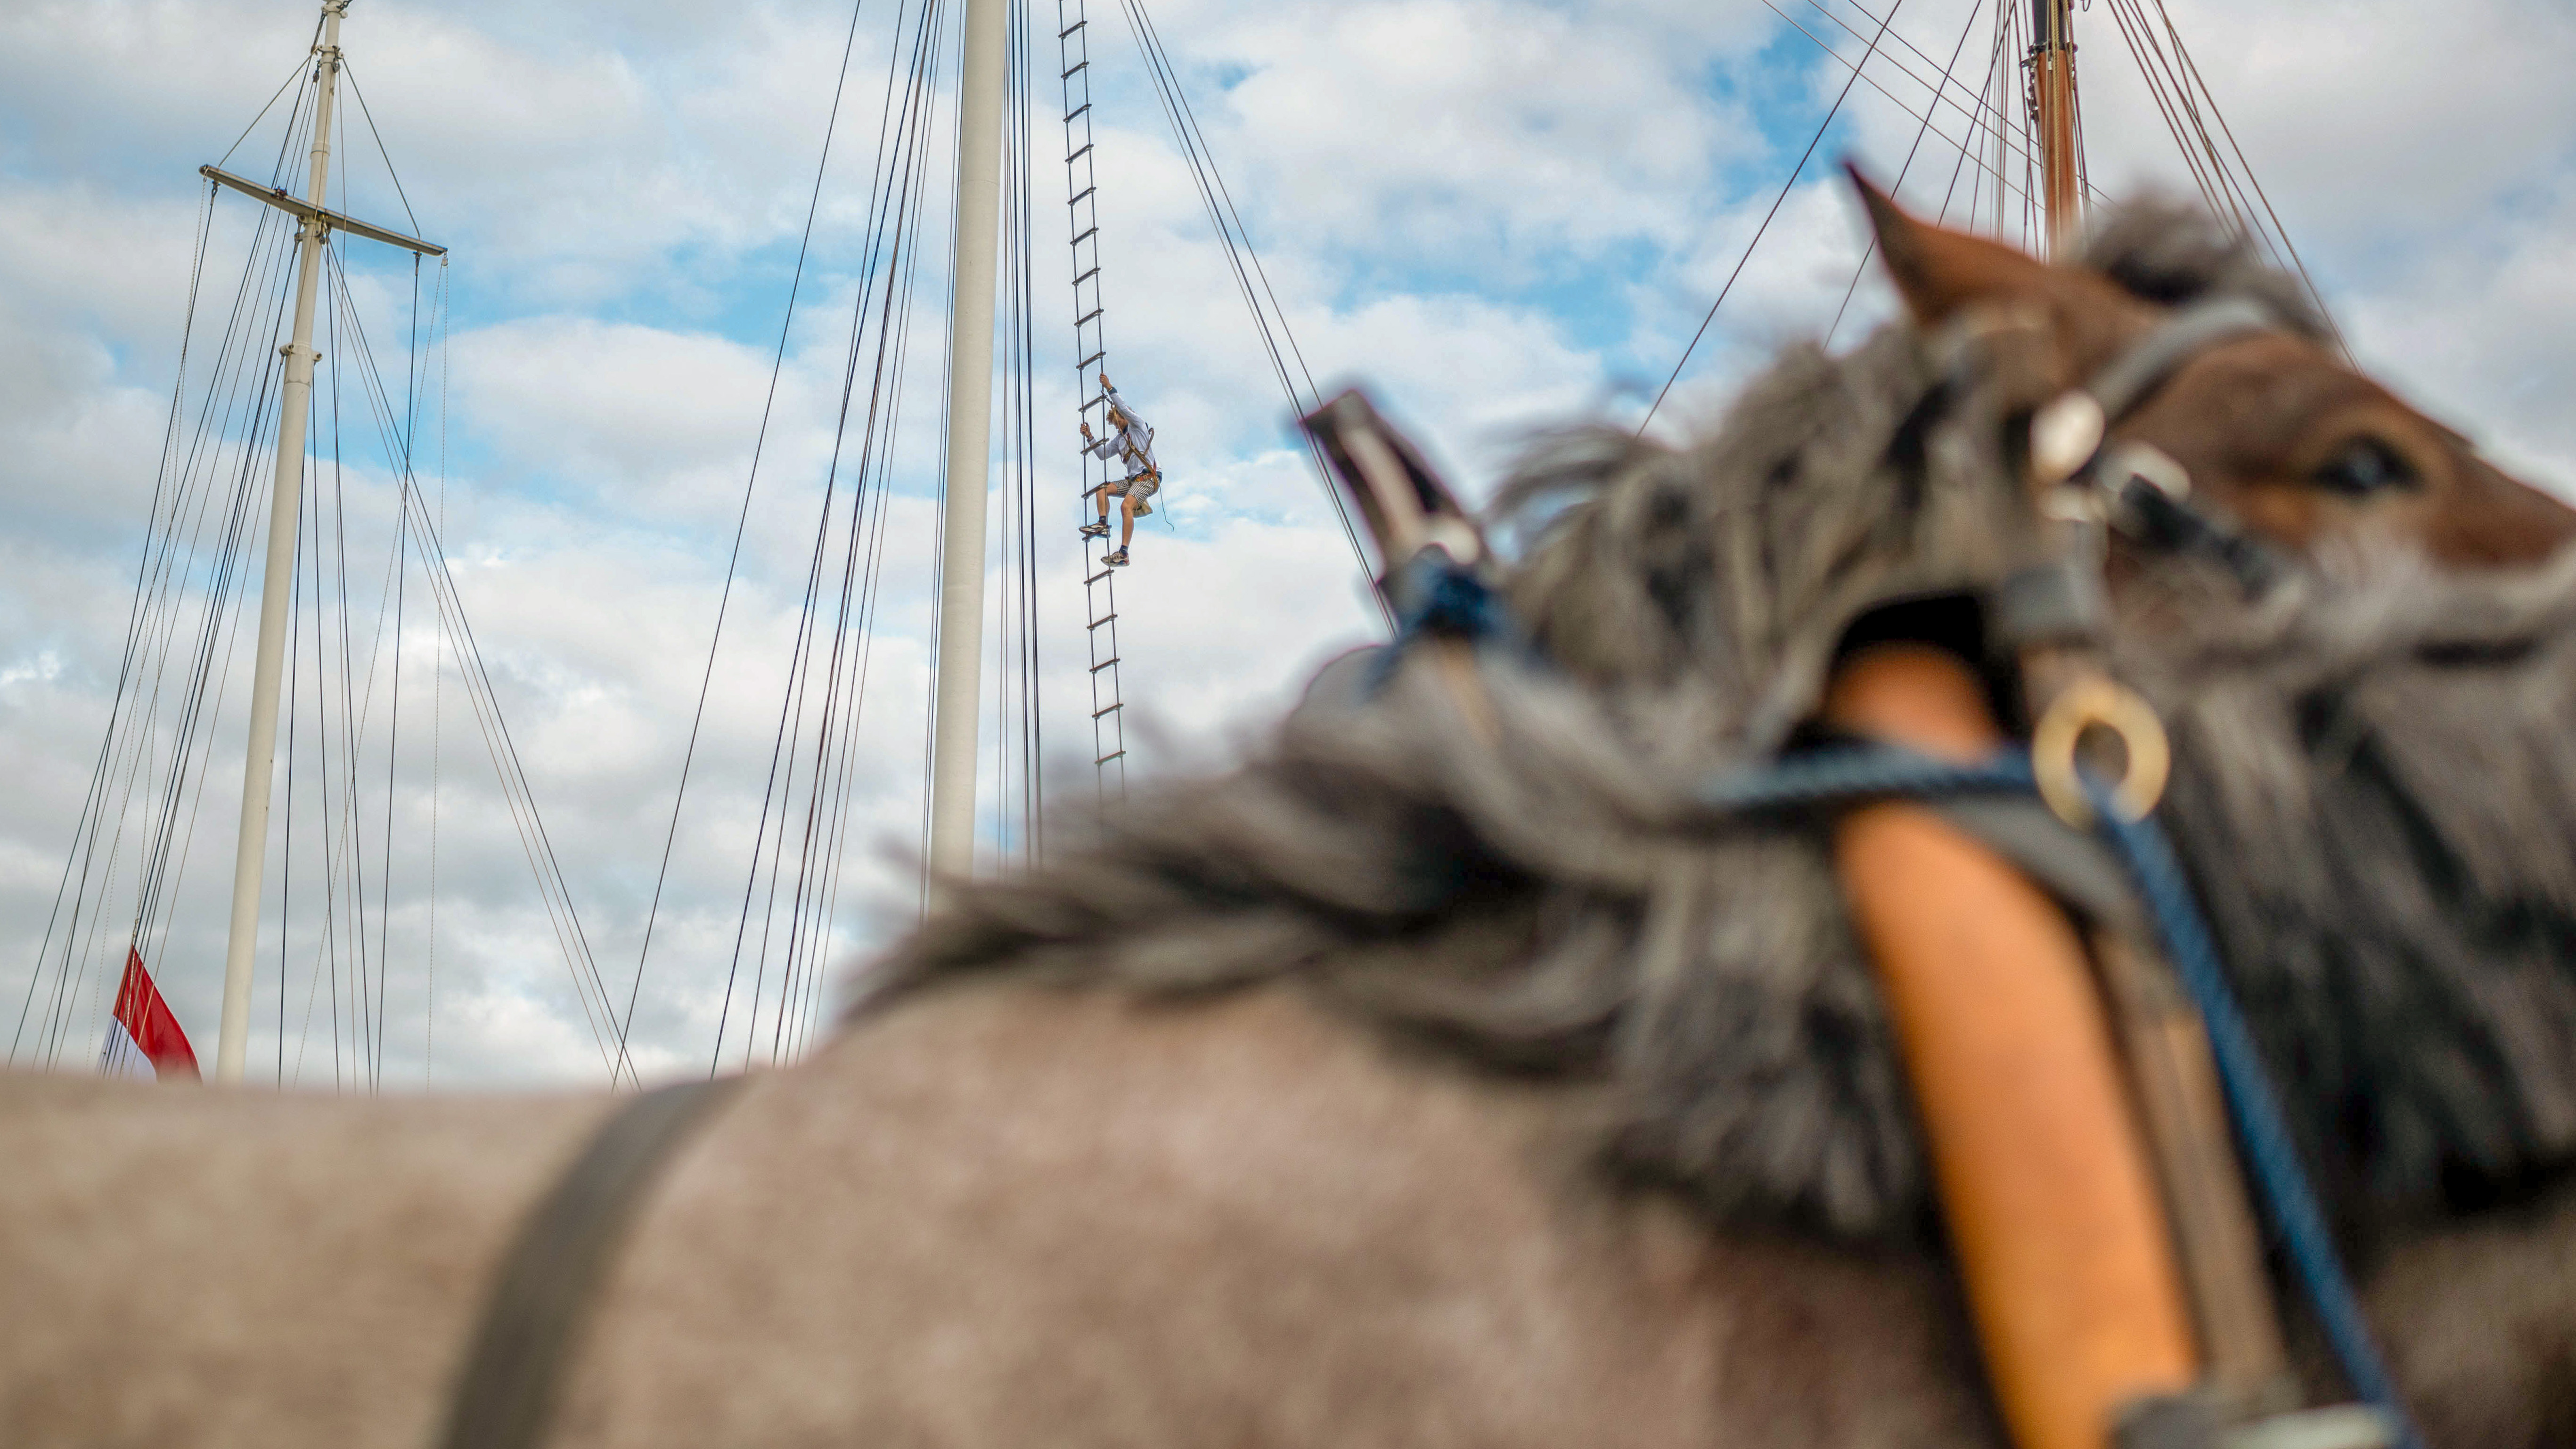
xmin=1854 ymin=173 xmax=2576 ymax=571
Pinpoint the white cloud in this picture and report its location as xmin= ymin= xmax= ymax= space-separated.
xmin=7 ymin=0 xmax=2576 ymax=1087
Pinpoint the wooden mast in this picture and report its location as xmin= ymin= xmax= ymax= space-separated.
xmin=2030 ymin=0 xmax=2082 ymax=259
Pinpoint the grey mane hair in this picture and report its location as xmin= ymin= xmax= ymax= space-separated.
xmin=2111 ymin=552 xmax=2576 ymax=1224
xmin=871 ymin=201 xmax=2576 ymax=1244
xmin=1490 ymin=319 xmax=2037 ymax=761
xmin=2081 ymin=195 xmax=2335 ymax=341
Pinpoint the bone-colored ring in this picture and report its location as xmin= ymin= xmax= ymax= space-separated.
xmin=2031 ymin=676 xmax=2170 ymax=829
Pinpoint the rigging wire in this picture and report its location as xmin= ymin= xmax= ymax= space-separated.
xmin=215 ymin=52 xmax=317 ymax=173
xmin=765 ymin=0 xmax=951 ymax=1058
xmin=1934 ymin=6 xmax=2013 ymax=236
xmin=120 ymin=220 xmax=296 ymax=965
xmin=21 ymin=169 xmax=304 ymax=1069
xmin=2101 ymin=0 xmax=2343 ymax=351
xmin=1792 ymin=0 xmax=2108 ymax=213
xmin=996 ymin=0 xmax=1045 ymax=868
xmin=1111 ymin=0 xmax=1389 ymax=629
xmin=353 ymin=329 xmax=635 ymax=1083
xmin=307 ymin=62 xmax=635 ymax=1087
xmin=334 ymin=60 xmax=423 ymax=236
xmin=11 ymin=180 xmax=221 ymax=1060
xmin=25 ymin=43 xmax=613 ymax=1089
xmin=1824 ymin=0 xmax=1990 ymax=346
xmin=1751 ymin=0 xmax=2056 ymax=224
xmin=426 ymin=258 xmax=451 ymax=1086
xmin=1642 ymin=0 xmax=1908 ymax=433
xmin=703 ymin=0 xmax=958 ymax=1072
xmin=309 ymin=247 xmax=631 ymax=1080
xmin=625 ymin=0 xmax=872 ymax=1084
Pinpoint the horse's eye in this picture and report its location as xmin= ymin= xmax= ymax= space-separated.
xmin=2310 ymin=437 xmax=2420 ymax=497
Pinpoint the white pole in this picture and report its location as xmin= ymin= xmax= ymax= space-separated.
xmin=215 ymin=0 xmax=346 ymax=1082
xmin=925 ymin=0 xmax=1008 ymax=885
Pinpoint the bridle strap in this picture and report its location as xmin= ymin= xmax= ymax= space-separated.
xmin=2025 ymin=294 xmax=2290 ymax=593
xmin=2084 ymin=295 xmax=2275 ymax=425
xmin=438 ymin=1076 xmax=744 ymax=1449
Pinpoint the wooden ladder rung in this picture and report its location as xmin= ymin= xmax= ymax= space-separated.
xmin=1089 ymin=657 xmax=1120 ymax=674
xmin=1059 ymin=18 xmax=1086 ymax=38
xmin=1095 ymin=749 xmax=1127 ymax=765
xmin=1083 ymin=568 xmax=1113 ymax=585
xmin=1068 ymin=186 xmax=1095 ymax=207
xmin=1087 ymin=612 xmax=1117 ymax=630
xmin=1065 ymin=143 xmax=1093 ymax=165
xmin=1092 ymin=701 xmax=1123 ymax=719
xmin=1073 ymin=307 xmax=1103 ymax=327
xmin=1061 ymin=59 xmax=1088 ymax=79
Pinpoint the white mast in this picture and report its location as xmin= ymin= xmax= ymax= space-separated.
xmin=209 ymin=0 xmax=443 ymax=1082
xmin=925 ymin=0 xmax=1010 ymax=884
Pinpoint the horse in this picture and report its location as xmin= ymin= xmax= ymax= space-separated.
xmin=11 ymin=187 xmax=2576 ymax=1449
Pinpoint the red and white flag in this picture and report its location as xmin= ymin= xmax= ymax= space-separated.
xmin=99 ymin=946 xmax=200 ymax=1082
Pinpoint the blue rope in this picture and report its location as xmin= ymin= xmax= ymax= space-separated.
xmin=1393 ymin=555 xmax=1514 ymax=643
xmin=2101 ymin=805 xmax=2424 ymax=1449
xmin=1691 ymin=744 xmax=2034 ymax=815
xmin=1367 ymin=554 xmax=1518 ymax=692
xmin=1693 ymin=745 xmax=2424 ymax=1448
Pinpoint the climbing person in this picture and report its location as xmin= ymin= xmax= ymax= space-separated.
xmin=1078 ymin=373 xmax=1159 ymax=567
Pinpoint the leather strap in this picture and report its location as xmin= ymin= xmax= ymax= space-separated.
xmin=2085 ymin=296 xmax=2275 ymax=424
xmin=439 ymin=1077 xmax=743 ymax=1449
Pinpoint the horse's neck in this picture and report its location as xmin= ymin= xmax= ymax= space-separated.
xmin=2364 ymin=1178 xmax=2576 ymax=1442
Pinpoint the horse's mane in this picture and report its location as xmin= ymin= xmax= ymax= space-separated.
xmin=872 ymin=203 xmax=2576 ymax=1244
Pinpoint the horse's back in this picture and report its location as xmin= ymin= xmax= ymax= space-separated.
xmin=0 ymin=1069 xmax=612 ymax=1448
xmin=561 ymin=984 xmax=1991 ymax=1447
xmin=3 ymin=985 xmax=1992 ymax=1447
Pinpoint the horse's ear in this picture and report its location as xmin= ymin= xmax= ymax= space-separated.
xmin=1846 ymin=162 xmax=2051 ymax=325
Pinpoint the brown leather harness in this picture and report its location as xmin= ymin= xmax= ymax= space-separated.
xmin=1301 ymin=300 xmax=2408 ymax=1449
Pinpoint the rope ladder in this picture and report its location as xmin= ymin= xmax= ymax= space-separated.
xmin=1055 ymin=0 xmax=1128 ymax=796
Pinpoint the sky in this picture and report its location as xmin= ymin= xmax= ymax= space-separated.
xmin=5 ymin=0 xmax=2574 ymax=1091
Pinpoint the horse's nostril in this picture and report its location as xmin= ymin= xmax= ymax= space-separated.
xmin=2311 ymin=437 xmax=2420 ymax=497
